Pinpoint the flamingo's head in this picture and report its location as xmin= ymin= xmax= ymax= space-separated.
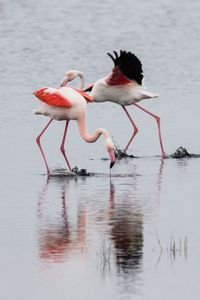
xmin=60 ymin=70 xmax=84 ymax=87
xmin=105 ymin=138 xmax=116 ymax=169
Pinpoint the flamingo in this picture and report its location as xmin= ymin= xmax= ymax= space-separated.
xmin=60 ymin=51 xmax=166 ymax=158
xmin=33 ymin=86 xmax=116 ymax=175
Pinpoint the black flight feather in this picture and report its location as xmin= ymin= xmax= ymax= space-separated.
xmin=107 ymin=50 xmax=143 ymax=85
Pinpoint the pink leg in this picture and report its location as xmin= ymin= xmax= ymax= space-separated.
xmin=133 ymin=103 xmax=166 ymax=158
xmin=122 ymin=105 xmax=139 ymax=152
xmin=60 ymin=121 xmax=72 ymax=171
xmin=36 ymin=118 xmax=53 ymax=174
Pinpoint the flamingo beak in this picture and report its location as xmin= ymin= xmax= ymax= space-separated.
xmin=60 ymin=75 xmax=70 ymax=87
xmin=109 ymin=149 xmax=116 ymax=169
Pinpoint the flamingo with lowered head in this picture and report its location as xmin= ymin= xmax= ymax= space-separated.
xmin=60 ymin=50 xmax=166 ymax=158
xmin=33 ymin=85 xmax=116 ymax=175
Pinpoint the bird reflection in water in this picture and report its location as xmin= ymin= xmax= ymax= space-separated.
xmin=37 ymin=158 xmax=164 ymax=281
xmin=106 ymin=179 xmax=143 ymax=293
xmin=37 ymin=177 xmax=86 ymax=264
xmin=111 ymin=191 xmax=143 ymax=274
xmin=106 ymin=160 xmax=164 ymax=294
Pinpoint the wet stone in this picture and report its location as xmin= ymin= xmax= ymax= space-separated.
xmin=171 ymin=146 xmax=191 ymax=158
xmin=115 ymin=148 xmax=135 ymax=159
xmin=71 ymin=166 xmax=90 ymax=176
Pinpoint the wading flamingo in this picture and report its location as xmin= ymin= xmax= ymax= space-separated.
xmin=33 ymin=86 xmax=116 ymax=175
xmin=60 ymin=51 xmax=166 ymax=158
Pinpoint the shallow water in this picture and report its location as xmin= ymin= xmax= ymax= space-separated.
xmin=1 ymin=0 xmax=200 ymax=299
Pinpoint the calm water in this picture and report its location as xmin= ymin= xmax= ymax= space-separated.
xmin=1 ymin=0 xmax=200 ymax=299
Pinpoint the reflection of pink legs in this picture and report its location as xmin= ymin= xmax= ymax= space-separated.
xmin=133 ymin=103 xmax=166 ymax=158
xmin=60 ymin=121 xmax=72 ymax=171
xmin=36 ymin=118 xmax=53 ymax=174
xmin=122 ymin=105 xmax=138 ymax=152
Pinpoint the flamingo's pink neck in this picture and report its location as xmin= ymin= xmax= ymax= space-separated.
xmin=77 ymin=115 xmax=109 ymax=143
xmin=77 ymin=115 xmax=115 ymax=169
xmin=76 ymin=72 xmax=85 ymax=90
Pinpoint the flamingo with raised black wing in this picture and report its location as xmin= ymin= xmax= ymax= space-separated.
xmin=60 ymin=51 xmax=166 ymax=158
xmin=33 ymin=86 xmax=116 ymax=175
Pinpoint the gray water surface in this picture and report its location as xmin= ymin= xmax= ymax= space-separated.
xmin=1 ymin=0 xmax=200 ymax=299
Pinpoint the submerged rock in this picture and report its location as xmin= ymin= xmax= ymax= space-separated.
xmin=171 ymin=146 xmax=191 ymax=158
xmin=115 ymin=148 xmax=135 ymax=159
xmin=71 ymin=166 xmax=90 ymax=176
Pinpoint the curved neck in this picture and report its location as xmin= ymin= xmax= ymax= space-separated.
xmin=76 ymin=72 xmax=86 ymax=90
xmin=77 ymin=114 xmax=109 ymax=143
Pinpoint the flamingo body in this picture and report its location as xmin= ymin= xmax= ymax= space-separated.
xmin=33 ymin=86 xmax=115 ymax=174
xmin=90 ymin=77 xmax=158 ymax=106
xmin=34 ymin=87 xmax=86 ymax=121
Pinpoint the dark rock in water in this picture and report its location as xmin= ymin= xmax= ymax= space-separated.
xmin=171 ymin=146 xmax=191 ymax=158
xmin=79 ymin=169 xmax=90 ymax=176
xmin=71 ymin=166 xmax=90 ymax=176
xmin=115 ymin=148 xmax=135 ymax=159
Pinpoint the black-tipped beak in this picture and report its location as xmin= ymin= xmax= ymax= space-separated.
xmin=110 ymin=161 xmax=115 ymax=169
xmin=109 ymin=150 xmax=115 ymax=169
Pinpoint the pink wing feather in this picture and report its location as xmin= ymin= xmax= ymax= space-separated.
xmin=33 ymin=87 xmax=72 ymax=108
xmin=106 ymin=66 xmax=133 ymax=85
